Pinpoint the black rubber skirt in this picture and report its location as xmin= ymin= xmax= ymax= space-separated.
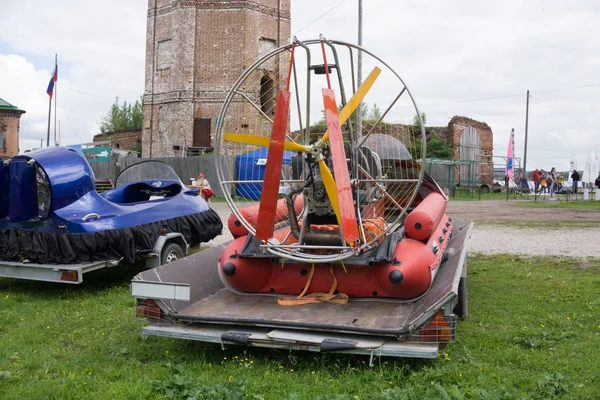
xmin=0 ymin=209 xmax=223 ymax=264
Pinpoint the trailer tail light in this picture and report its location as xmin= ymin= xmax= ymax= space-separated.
xmin=417 ymin=312 xmax=456 ymax=343
xmin=136 ymin=299 xmax=164 ymax=321
xmin=60 ymin=271 xmax=78 ymax=282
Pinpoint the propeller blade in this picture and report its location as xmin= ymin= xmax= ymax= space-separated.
xmin=224 ymin=134 xmax=306 ymax=153
xmin=321 ymin=66 xmax=382 ymax=143
xmin=322 ymin=88 xmax=360 ymax=245
xmin=255 ymin=90 xmax=291 ymax=241
xmin=318 ymin=159 xmax=341 ymax=225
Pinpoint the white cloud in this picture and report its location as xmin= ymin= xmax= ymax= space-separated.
xmin=0 ymin=55 xmax=58 ymax=149
xmin=0 ymin=0 xmax=146 ymax=151
xmin=0 ymin=0 xmax=599 ymax=170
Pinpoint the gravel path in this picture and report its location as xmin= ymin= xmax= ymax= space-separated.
xmin=448 ymin=200 xmax=600 ymax=257
xmin=469 ymin=224 xmax=600 ymax=257
xmin=206 ymin=200 xmax=600 ymax=257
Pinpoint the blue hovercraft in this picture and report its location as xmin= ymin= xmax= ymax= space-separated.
xmin=0 ymin=147 xmax=222 ymax=266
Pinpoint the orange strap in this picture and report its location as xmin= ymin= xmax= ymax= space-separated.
xmin=277 ymin=264 xmax=349 ymax=306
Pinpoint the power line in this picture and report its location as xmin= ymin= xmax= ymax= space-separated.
xmin=418 ymin=82 xmax=600 ymax=108
xmin=292 ymin=0 xmax=349 ymax=38
xmin=421 ymin=93 xmax=522 ymax=107
xmin=536 ymin=82 xmax=600 ymax=94
xmin=62 ymin=83 xmax=140 ymax=100
xmin=63 ymin=117 xmax=83 ymax=143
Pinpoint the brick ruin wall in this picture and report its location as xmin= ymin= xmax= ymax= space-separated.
xmin=93 ymin=129 xmax=142 ymax=150
xmin=361 ymin=117 xmax=494 ymax=186
xmin=443 ymin=116 xmax=494 ymax=185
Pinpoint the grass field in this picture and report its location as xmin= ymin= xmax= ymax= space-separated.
xmin=450 ymin=190 xmax=533 ymax=201
xmin=516 ymin=200 xmax=600 ymax=209
xmin=1 ymin=255 xmax=600 ymax=399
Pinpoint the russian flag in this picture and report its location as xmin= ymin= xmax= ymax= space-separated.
xmin=46 ymin=64 xmax=58 ymax=98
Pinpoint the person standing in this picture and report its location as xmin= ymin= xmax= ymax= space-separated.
xmin=547 ymin=167 xmax=557 ymax=200
xmin=532 ymin=169 xmax=541 ymax=193
xmin=571 ymin=169 xmax=580 ymax=194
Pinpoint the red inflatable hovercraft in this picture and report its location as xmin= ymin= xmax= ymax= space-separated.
xmin=215 ymin=37 xmax=452 ymax=304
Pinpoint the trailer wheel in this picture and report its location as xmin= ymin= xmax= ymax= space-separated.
xmin=454 ymin=276 xmax=468 ymax=319
xmin=161 ymin=242 xmax=184 ymax=265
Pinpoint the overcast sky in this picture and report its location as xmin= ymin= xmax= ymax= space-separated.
xmin=1 ymin=0 xmax=599 ymax=172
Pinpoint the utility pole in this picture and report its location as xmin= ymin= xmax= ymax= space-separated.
xmin=523 ymin=90 xmax=530 ymax=173
xmin=356 ymin=0 xmax=363 ymax=139
xmin=357 ymin=0 xmax=363 ymax=86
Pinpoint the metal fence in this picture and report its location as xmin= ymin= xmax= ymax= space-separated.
xmin=110 ymin=156 xmax=491 ymax=199
xmin=97 ymin=153 xmax=550 ymax=201
xmin=423 ymin=158 xmax=495 ymax=198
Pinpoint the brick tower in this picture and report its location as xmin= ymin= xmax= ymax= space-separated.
xmin=142 ymin=0 xmax=291 ymax=158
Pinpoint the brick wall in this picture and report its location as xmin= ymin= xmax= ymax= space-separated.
xmin=142 ymin=0 xmax=291 ymax=158
xmin=0 ymin=111 xmax=23 ymax=159
xmin=93 ymin=129 xmax=142 ymax=150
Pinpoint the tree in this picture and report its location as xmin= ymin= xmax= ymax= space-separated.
xmin=315 ymin=102 xmax=381 ymax=125
xmin=129 ymin=141 xmax=142 ymax=154
xmin=413 ymin=112 xmax=427 ymax=127
xmin=98 ymin=97 xmax=143 ymax=133
xmin=427 ymin=133 xmax=453 ymax=159
xmin=409 ymin=112 xmax=427 ymax=159
xmin=409 ymin=141 xmax=423 ymax=160
xmin=408 ymin=112 xmax=452 ymax=159
xmin=364 ymin=103 xmax=382 ymax=123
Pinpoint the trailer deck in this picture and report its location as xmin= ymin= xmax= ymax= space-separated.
xmin=132 ymin=221 xmax=472 ymax=359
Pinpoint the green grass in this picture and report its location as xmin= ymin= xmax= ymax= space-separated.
xmin=1 ymin=255 xmax=600 ymax=399
xmin=516 ymin=200 xmax=600 ymax=209
xmin=450 ymin=190 xmax=533 ymax=201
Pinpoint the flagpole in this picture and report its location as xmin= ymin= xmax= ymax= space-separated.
xmin=46 ymin=91 xmax=52 ymax=147
xmin=523 ymin=90 xmax=530 ymax=173
xmin=53 ymin=54 xmax=58 ymax=146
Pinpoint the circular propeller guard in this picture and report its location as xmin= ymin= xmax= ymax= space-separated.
xmin=215 ymin=37 xmax=427 ymax=263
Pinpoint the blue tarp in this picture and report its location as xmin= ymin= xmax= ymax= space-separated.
xmin=235 ymin=147 xmax=295 ymax=200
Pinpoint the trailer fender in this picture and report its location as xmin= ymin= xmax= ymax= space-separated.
xmin=145 ymin=233 xmax=189 ymax=269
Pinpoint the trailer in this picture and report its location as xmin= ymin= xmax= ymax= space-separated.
xmin=0 ymin=232 xmax=189 ymax=284
xmin=131 ymin=221 xmax=471 ymax=361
